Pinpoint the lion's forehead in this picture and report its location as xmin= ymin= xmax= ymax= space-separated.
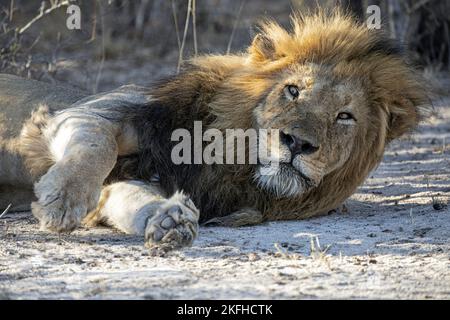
xmin=261 ymin=73 xmax=366 ymax=120
xmin=284 ymin=63 xmax=366 ymax=96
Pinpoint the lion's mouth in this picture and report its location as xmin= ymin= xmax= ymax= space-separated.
xmin=280 ymin=163 xmax=316 ymax=189
xmin=254 ymin=163 xmax=316 ymax=198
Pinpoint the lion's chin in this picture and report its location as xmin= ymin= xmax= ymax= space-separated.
xmin=254 ymin=164 xmax=315 ymax=198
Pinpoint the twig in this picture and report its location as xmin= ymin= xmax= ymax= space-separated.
xmin=310 ymin=236 xmax=331 ymax=259
xmin=387 ymin=1 xmax=397 ymax=39
xmin=408 ymin=0 xmax=431 ymax=14
xmin=0 ymin=204 xmax=12 ymax=219
xmin=18 ymin=0 xmax=70 ymax=35
xmin=135 ymin=0 xmax=150 ymax=36
xmin=192 ymin=0 xmax=197 ymax=56
xmin=9 ymin=0 xmax=15 ymax=22
xmin=177 ymin=0 xmax=192 ymax=73
xmin=227 ymin=0 xmax=246 ymax=55
xmin=27 ymin=34 xmax=41 ymax=51
xmin=94 ymin=0 xmax=105 ymax=94
xmin=89 ymin=0 xmax=98 ymax=43
xmin=171 ymin=0 xmax=181 ymax=52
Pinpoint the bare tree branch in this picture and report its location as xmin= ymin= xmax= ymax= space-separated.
xmin=18 ymin=0 xmax=70 ymax=35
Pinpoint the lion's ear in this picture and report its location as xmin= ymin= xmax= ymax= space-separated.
xmin=386 ymin=96 xmax=421 ymax=143
xmin=248 ymin=20 xmax=290 ymax=63
xmin=380 ymin=68 xmax=430 ymax=143
xmin=249 ymin=33 xmax=277 ymax=63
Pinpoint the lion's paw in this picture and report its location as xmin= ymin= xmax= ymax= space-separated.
xmin=32 ymin=167 xmax=100 ymax=233
xmin=144 ymin=191 xmax=199 ymax=251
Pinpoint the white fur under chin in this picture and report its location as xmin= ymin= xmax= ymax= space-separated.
xmin=254 ymin=165 xmax=307 ymax=198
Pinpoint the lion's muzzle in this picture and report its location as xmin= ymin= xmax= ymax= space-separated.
xmin=279 ymin=130 xmax=320 ymax=159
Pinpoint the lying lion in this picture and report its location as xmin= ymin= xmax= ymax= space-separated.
xmin=0 ymin=12 xmax=428 ymax=250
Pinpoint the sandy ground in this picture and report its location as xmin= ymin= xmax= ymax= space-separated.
xmin=0 ymin=99 xmax=449 ymax=300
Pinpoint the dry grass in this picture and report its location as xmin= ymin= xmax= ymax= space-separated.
xmin=93 ymin=0 xmax=105 ymax=94
xmin=309 ymin=236 xmax=332 ymax=260
xmin=226 ymin=0 xmax=246 ymax=55
xmin=0 ymin=204 xmax=11 ymax=219
xmin=177 ymin=0 xmax=192 ymax=73
xmin=273 ymin=242 xmax=302 ymax=260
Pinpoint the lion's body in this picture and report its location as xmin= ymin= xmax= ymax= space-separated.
xmin=0 ymin=75 xmax=87 ymax=211
xmin=0 ymin=12 xmax=428 ymax=249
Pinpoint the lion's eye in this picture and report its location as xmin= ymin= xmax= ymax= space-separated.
xmin=337 ymin=112 xmax=355 ymax=121
xmin=285 ymin=85 xmax=300 ymax=100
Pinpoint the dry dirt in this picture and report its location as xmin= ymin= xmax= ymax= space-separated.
xmin=0 ymin=100 xmax=449 ymax=300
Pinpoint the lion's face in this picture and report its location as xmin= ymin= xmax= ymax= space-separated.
xmin=253 ymin=63 xmax=367 ymax=198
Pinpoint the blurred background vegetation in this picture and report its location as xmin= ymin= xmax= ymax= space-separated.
xmin=0 ymin=0 xmax=449 ymax=93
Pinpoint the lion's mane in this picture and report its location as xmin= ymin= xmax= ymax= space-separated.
xmin=120 ymin=11 xmax=429 ymax=223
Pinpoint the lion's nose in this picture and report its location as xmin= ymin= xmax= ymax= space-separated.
xmin=280 ymin=131 xmax=319 ymax=157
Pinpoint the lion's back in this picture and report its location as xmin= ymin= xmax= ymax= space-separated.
xmin=0 ymin=74 xmax=87 ymax=140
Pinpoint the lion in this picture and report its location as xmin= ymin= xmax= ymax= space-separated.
xmin=0 ymin=12 xmax=429 ymax=250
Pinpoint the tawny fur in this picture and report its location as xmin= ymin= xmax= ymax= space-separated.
xmin=82 ymin=187 xmax=111 ymax=227
xmin=18 ymin=104 xmax=55 ymax=180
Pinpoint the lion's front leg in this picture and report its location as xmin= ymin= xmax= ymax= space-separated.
xmin=84 ymin=181 xmax=200 ymax=250
xmin=32 ymin=119 xmax=118 ymax=232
